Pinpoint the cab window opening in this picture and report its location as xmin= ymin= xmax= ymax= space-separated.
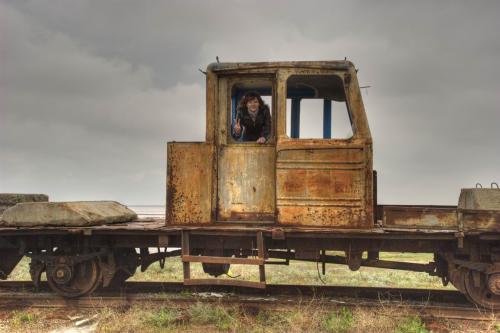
xmin=285 ymin=75 xmax=353 ymax=139
xmin=229 ymin=79 xmax=273 ymax=144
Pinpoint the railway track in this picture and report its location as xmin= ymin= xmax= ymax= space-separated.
xmin=0 ymin=281 xmax=496 ymax=321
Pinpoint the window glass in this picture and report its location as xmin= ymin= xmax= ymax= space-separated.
xmin=230 ymin=79 xmax=273 ymax=143
xmin=286 ymin=75 xmax=353 ymax=139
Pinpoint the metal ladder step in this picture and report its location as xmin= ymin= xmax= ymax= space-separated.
xmin=182 ymin=255 xmax=264 ymax=265
xmin=181 ymin=231 xmax=266 ymax=288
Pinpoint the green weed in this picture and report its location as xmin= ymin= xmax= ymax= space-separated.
xmin=189 ymin=302 xmax=236 ymax=331
xmin=394 ymin=316 xmax=429 ymax=333
xmin=254 ymin=309 xmax=291 ymax=330
xmin=144 ymin=307 xmax=182 ymax=328
xmin=11 ymin=311 xmax=36 ymax=326
xmin=323 ymin=306 xmax=353 ymax=333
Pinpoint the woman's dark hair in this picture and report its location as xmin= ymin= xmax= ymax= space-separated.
xmin=237 ymin=91 xmax=268 ymax=112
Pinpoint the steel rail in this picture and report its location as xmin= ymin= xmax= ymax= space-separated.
xmin=0 ymin=281 xmax=496 ymax=321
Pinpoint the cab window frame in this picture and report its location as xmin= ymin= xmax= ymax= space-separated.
xmin=282 ymin=72 xmax=355 ymax=141
xmin=226 ymin=75 xmax=276 ymax=145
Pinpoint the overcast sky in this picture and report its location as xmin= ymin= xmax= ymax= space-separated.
xmin=1 ymin=1 xmax=499 ymax=205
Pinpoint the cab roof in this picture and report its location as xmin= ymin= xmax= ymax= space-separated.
xmin=207 ymin=60 xmax=355 ymax=73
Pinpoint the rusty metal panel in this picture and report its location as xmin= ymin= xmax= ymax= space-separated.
xmin=460 ymin=210 xmax=500 ymax=232
xmin=276 ymin=146 xmax=368 ymax=228
xmin=216 ymin=77 xmax=228 ymax=146
xmin=201 ymin=62 xmax=374 ymax=228
xmin=217 ymin=145 xmax=275 ymax=221
xmin=167 ymin=142 xmax=214 ymax=225
xmin=277 ymin=206 xmax=367 ymax=228
xmin=382 ymin=206 xmax=458 ymax=229
xmin=205 ymin=71 xmax=217 ymax=144
xmin=277 ymin=147 xmax=365 ymax=164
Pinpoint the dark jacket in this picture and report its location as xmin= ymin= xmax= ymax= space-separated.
xmin=232 ymin=106 xmax=272 ymax=142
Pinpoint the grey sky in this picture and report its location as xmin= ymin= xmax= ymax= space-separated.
xmin=1 ymin=0 xmax=499 ymax=205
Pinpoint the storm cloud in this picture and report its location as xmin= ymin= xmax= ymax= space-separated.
xmin=1 ymin=0 xmax=499 ymax=205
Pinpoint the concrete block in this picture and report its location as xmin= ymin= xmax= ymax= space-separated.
xmin=0 ymin=193 xmax=49 ymax=217
xmin=458 ymin=189 xmax=500 ymax=210
xmin=0 ymin=193 xmax=49 ymax=205
xmin=0 ymin=201 xmax=137 ymax=227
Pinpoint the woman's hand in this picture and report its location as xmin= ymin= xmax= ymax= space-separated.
xmin=256 ymin=137 xmax=266 ymax=144
xmin=234 ymin=118 xmax=241 ymax=136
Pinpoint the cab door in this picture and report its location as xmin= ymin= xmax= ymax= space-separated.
xmin=275 ymin=72 xmax=373 ymax=228
xmin=216 ymin=76 xmax=276 ymax=222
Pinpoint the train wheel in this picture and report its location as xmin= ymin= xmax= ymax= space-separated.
xmin=464 ymin=270 xmax=500 ymax=310
xmin=47 ymin=257 xmax=102 ymax=298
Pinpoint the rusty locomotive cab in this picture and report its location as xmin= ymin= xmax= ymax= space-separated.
xmin=167 ymin=61 xmax=373 ymax=228
xmin=1 ymin=61 xmax=499 ymax=309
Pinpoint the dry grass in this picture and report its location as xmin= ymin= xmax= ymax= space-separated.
xmin=87 ymin=302 xmax=417 ymax=333
xmin=0 ymin=308 xmax=85 ymax=333
xmin=1 ymin=302 xmax=497 ymax=333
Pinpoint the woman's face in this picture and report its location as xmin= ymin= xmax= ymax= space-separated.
xmin=246 ymin=98 xmax=260 ymax=113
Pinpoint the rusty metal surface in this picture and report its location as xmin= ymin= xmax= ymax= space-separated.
xmin=0 ymin=219 xmax=458 ymax=236
xmin=207 ymin=60 xmax=353 ymax=72
xmin=182 ymin=255 xmax=264 ymax=265
xmin=164 ymin=61 xmax=376 ymax=228
xmin=272 ymin=66 xmax=373 ymax=229
xmin=167 ymin=142 xmax=214 ymax=225
xmin=184 ymin=278 xmax=266 ymax=289
xmin=382 ymin=205 xmax=458 ymax=229
xmin=217 ymin=145 xmax=275 ymax=222
xmin=460 ymin=209 xmax=500 ymax=232
xmin=276 ymin=143 xmax=368 ymax=228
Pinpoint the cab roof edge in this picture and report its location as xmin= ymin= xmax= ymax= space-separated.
xmin=206 ymin=60 xmax=354 ymax=72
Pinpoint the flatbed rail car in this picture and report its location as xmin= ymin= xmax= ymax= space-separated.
xmin=0 ymin=61 xmax=499 ymax=309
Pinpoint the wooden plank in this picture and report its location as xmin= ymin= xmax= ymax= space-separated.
xmin=257 ymin=231 xmax=266 ymax=283
xmin=181 ymin=231 xmax=190 ymax=280
xmin=184 ymin=278 xmax=266 ymax=289
xmin=181 ymin=255 xmax=264 ymax=265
